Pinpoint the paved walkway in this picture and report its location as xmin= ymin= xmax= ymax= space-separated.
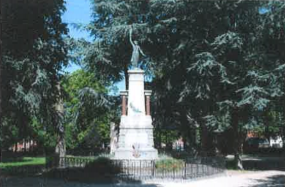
xmin=1 ymin=170 xmax=285 ymax=187
xmin=154 ymin=171 xmax=285 ymax=187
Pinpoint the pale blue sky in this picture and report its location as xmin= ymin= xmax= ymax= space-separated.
xmin=62 ymin=0 xmax=125 ymax=93
xmin=62 ymin=0 xmax=91 ymax=73
xmin=62 ymin=0 xmax=92 ymax=40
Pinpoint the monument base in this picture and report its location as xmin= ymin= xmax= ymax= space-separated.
xmin=114 ymin=115 xmax=158 ymax=160
xmin=115 ymin=148 xmax=158 ymax=160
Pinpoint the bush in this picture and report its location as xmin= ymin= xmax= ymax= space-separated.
xmin=84 ymin=157 xmax=121 ymax=175
xmin=44 ymin=157 xmax=122 ymax=183
xmin=155 ymin=157 xmax=184 ymax=171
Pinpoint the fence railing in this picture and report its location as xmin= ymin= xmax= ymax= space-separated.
xmin=54 ymin=156 xmax=225 ymax=180
xmin=58 ymin=157 xmax=94 ymax=168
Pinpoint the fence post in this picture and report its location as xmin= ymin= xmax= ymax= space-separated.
xmin=184 ymin=161 xmax=187 ymax=179
xmin=140 ymin=160 xmax=142 ymax=179
xmin=196 ymin=160 xmax=199 ymax=178
xmin=173 ymin=164 xmax=175 ymax=179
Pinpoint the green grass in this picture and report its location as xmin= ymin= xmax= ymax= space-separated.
xmin=0 ymin=157 xmax=46 ymax=168
xmin=65 ymin=153 xmax=114 ymax=161
xmin=65 ymin=155 xmax=95 ymax=160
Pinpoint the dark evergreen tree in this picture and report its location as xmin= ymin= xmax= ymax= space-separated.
xmin=1 ymin=0 xmax=69 ymax=151
xmin=0 ymin=0 xmax=3 ymax=161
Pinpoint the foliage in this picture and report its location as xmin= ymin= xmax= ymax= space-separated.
xmin=62 ymin=70 xmax=120 ymax=150
xmin=84 ymin=157 xmax=121 ymax=175
xmin=155 ymin=156 xmax=184 ymax=171
xmin=1 ymin=0 xmax=69 ymax=150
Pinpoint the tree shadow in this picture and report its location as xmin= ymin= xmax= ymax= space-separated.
xmin=227 ymin=155 xmax=285 ymax=171
xmin=1 ymin=175 xmax=162 ymax=187
xmin=242 ymin=159 xmax=285 ymax=171
xmin=247 ymin=174 xmax=285 ymax=187
xmin=42 ymin=157 xmax=152 ymax=185
xmin=1 ymin=164 xmax=45 ymax=176
xmin=43 ymin=167 xmax=140 ymax=184
xmin=1 ymin=157 xmax=33 ymax=163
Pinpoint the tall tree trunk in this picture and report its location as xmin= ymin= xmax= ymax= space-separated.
xmin=232 ymin=108 xmax=243 ymax=170
xmin=200 ymin=124 xmax=208 ymax=153
xmin=281 ymin=99 xmax=285 ymax=151
xmin=23 ymin=139 xmax=26 ymax=153
xmin=56 ymin=135 xmax=66 ymax=157
xmin=156 ymin=125 xmax=162 ymax=149
xmin=55 ymin=83 xmax=66 ymax=159
xmin=264 ymin=113 xmax=270 ymax=141
xmin=179 ymin=108 xmax=190 ymax=151
xmin=124 ymin=65 xmax=129 ymax=90
xmin=0 ymin=0 xmax=3 ymax=163
xmin=200 ymin=124 xmax=215 ymax=156
xmin=22 ymin=117 xmax=27 ymax=154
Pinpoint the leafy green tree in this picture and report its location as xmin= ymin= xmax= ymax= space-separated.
xmin=261 ymin=2 xmax=285 ymax=147
xmin=0 ymin=0 xmax=3 ymax=160
xmin=1 ymin=0 xmax=69 ymax=152
xmin=62 ymin=70 xmax=119 ymax=151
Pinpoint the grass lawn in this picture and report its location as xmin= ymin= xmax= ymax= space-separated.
xmin=0 ymin=157 xmax=46 ymax=168
xmin=0 ymin=157 xmax=46 ymax=176
xmin=65 ymin=155 xmax=96 ymax=160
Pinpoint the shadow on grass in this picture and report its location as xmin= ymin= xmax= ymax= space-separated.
xmin=44 ymin=167 xmax=142 ymax=184
xmin=1 ymin=176 xmax=161 ymax=187
xmin=44 ymin=157 xmax=143 ymax=184
xmin=242 ymin=160 xmax=285 ymax=171
xmin=226 ymin=158 xmax=285 ymax=171
xmin=249 ymin=174 xmax=285 ymax=187
xmin=0 ymin=157 xmax=146 ymax=185
xmin=1 ymin=164 xmax=45 ymax=176
xmin=1 ymin=157 xmax=34 ymax=163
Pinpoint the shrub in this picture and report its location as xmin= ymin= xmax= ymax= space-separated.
xmin=155 ymin=157 xmax=184 ymax=171
xmin=84 ymin=157 xmax=121 ymax=175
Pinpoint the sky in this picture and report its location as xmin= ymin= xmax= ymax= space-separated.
xmin=61 ymin=0 xmax=91 ymax=73
xmin=61 ymin=0 xmax=125 ymax=93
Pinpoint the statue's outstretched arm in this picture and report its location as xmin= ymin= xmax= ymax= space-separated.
xmin=139 ymin=47 xmax=146 ymax=57
xmin=129 ymin=27 xmax=135 ymax=46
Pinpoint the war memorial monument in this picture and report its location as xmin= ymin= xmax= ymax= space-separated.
xmin=114 ymin=28 xmax=158 ymax=160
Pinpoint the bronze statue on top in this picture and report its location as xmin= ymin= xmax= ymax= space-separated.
xmin=129 ymin=27 xmax=146 ymax=68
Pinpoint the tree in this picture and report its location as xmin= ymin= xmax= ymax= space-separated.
xmin=62 ymin=70 xmax=119 ymax=151
xmin=0 ymin=0 xmax=3 ymax=161
xmin=1 ymin=0 xmax=69 ymax=152
xmin=263 ymin=1 xmax=285 ymax=149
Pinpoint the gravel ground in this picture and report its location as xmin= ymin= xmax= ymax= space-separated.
xmin=1 ymin=170 xmax=285 ymax=187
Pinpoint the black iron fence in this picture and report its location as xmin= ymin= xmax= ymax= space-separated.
xmin=54 ymin=156 xmax=225 ymax=180
xmin=57 ymin=157 xmax=94 ymax=168
xmin=0 ymin=155 xmax=225 ymax=181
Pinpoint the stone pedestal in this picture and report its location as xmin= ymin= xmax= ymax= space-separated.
xmin=114 ymin=69 xmax=158 ymax=160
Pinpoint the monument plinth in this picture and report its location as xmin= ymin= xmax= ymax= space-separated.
xmin=114 ymin=69 xmax=158 ymax=160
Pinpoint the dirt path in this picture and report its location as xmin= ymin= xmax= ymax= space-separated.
xmin=1 ymin=170 xmax=285 ymax=187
